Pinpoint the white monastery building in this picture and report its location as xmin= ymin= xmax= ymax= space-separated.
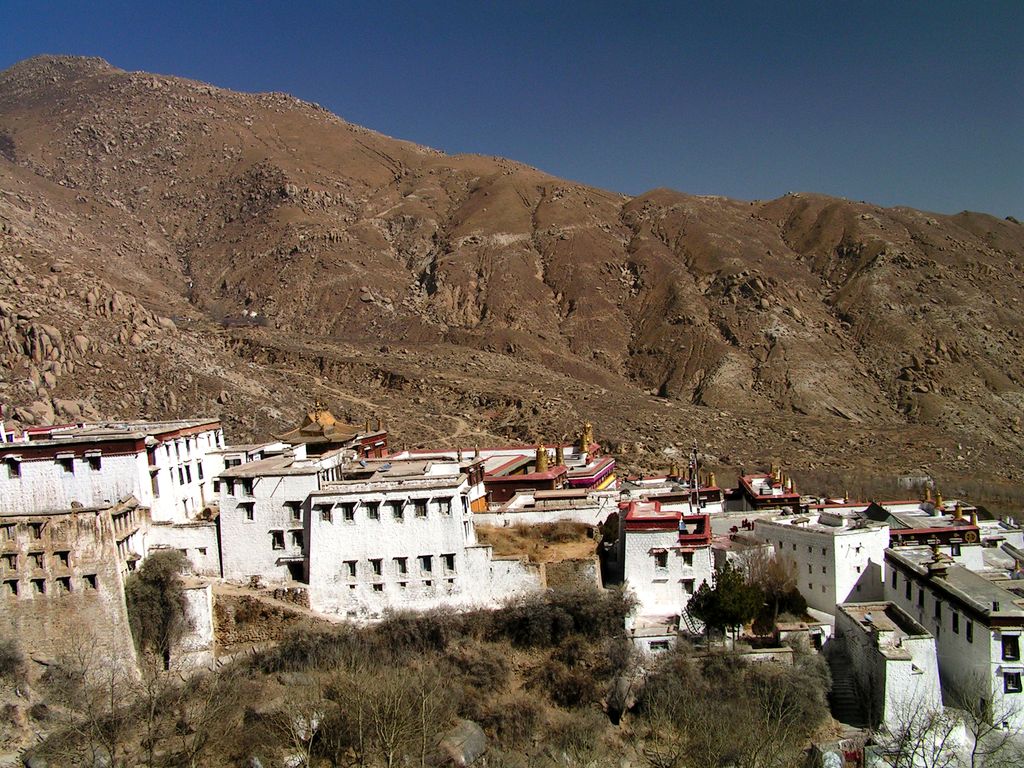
xmin=754 ymin=502 xmax=889 ymax=614
xmin=617 ymin=499 xmax=714 ymax=624
xmin=0 ymin=419 xmax=225 ymax=574
xmin=834 ymin=601 xmax=943 ymax=732
xmin=218 ymin=445 xmax=541 ymax=616
xmin=884 ymin=546 xmax=1024 ymax=732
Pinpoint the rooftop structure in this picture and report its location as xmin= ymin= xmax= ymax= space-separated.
xmin=735 ymin=467 xmax=801 ymax=511
xmin=390 ymin=421 xmax=617 ymax=505
xmin=475 ymin=487 xmax=619 ymax=527
xmin=273 ymin=405 xmax=388 ymax=458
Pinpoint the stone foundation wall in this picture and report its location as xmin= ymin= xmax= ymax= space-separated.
xmin=213 ymin=592 xmax=309 ymax=649
xmin=544 ymin=558 xmax=601 ymax=590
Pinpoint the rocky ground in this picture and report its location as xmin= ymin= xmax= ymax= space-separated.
xmin=1 ymin=56 xmax=1023 ymax=513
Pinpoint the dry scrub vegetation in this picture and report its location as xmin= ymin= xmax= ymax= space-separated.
xmin=5 ymin=586 xmax=833 ymax=767
xmin=475 ymin=522 xmax=597 ymax=563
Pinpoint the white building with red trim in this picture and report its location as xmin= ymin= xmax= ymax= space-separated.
xmin=617 ymin=499 xmax=714 ymax=623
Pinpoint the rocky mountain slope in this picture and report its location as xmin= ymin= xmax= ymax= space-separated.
xmin=2 ymin=56 xmax=1023 ymax=506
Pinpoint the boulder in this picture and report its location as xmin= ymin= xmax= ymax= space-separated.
xmin=433 ymin=719 xmax=487 ymax=766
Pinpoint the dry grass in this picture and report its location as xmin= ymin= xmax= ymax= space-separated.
xmin=476 ymin=522 xmax=596 ymax=563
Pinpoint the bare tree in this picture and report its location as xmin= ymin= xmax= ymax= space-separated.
xmin=882 ymin=695 xmax=964 ymax=768
xmin=172 ymin=664 xmax=246 ymax=768
xmin=272 ymin=678 xmax=326 ymax=768
xmin=43 ymin=637 xmax=137 ymax=768
xmin=948 ymin=673 xmax=1024 ymax=768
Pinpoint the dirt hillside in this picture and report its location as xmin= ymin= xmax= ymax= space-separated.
xmin=1 ymin=56 xmax=1022 ymax=508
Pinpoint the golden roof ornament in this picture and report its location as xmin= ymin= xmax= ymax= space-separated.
xmin=536 ymin=444 xmax=549 ymax=473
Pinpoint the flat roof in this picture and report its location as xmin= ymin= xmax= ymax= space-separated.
xmin=4 ymin=419 xmax=220 ymax=449
xmin=838 ymin=602 xmax=931 ymax=659
xmin=887 ymin=547 xmax=1024 ymax=622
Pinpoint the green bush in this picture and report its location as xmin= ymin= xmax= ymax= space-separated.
xmin=126 ymin=549 xmax=191 ymax=666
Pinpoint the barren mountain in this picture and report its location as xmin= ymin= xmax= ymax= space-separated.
xmin=2 ymin=56 xmax=1023 ymax=509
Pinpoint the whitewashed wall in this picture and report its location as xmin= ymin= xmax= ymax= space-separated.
xmin=622 ymin=527 xmax=714 ymax=617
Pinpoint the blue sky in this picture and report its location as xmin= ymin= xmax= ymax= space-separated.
xmin=1 ymin=1 xmax=1022 ymax=217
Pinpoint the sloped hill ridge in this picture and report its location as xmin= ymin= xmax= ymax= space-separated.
xmin=2 ymin=56 xmax=1023 ymax=499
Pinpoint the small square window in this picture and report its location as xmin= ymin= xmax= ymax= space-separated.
xmin=6 ymin=460 xmax=20 ymax=479
xmin=391 ymin=501 xmax=404 ymax=521
xmin=31 ymin=578 xmax=46 ymax=595
xmin=271 ymin=530 xmax=285 ymax=550
xmin=197 ymin=547 xmax=207 ymax=556
xmin=83 ymin=574 xmax=97 ymax=590
xmin=240 ymin=502 xmax=255 ymax=521
xmin=56 ymin=576 xmax=71 ymax=594
xmin=290 ymin=530 xmax=304 ymax=549
xmin=1 ymin=553 xmax=15 ymax=569
xmin=682 ymin=552 xmax=693 ymax=566
xmin=1003 ymin=636 xmax=1020 ymax=662
xmin=87 ymin=455 xmax=102 ymax=471
xmin=414 ymin=499 xmax=428 ymax=518
xmin=4 ymin=579 xmax=18 ymax=596
xmin=55 ymin=550 xmax=70 ymax=567
xmin=29 ymin=522 xmax=43 ymax=540
xmin=345 ymin=560 xmax=357 ymax=578
xmin=365 ymin=502 xmax=380 ymax=520
xmin=419 ymin=555 xmax=433 ymax=574
xmin=439 ymin=498 xmax=452 ymax=516
xmin=654 ymin=551 xmax=668 ymax=569
xmin=1004 ymin=672 xmax=1022 ymax=694
xmin=29 ymin=552 xmax=44 ymax=569
xmin=398 ymin=581 xmax=407 ymax=590
xmin=394 ymin=557 xmax=408 ymax=575
xmin=286 ymin=501 xmax=302 ymax=521
xmin=58 ymin=457 xmax=74 ymax=474
xmin=342 ymin=503 xmax=356 ymax=522
xmin=0 ymin=524 xmax=14 ymax=541
xmin=370 ymin=558 xmax=383 ymax=576
xmin=442 ymin=553 xmax=455 ymax=573
xmin=317 ymin=505 xmax=333 ymax=523
xmin=373 ymin=583 xmax=384 ymax=592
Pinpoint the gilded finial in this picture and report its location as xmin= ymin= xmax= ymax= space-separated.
xmin=536 ymin=444 xmax=549 ymax=473
xmin=554 ymin=444 xmax=564 ymax=466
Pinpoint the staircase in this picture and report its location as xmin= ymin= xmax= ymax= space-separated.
xmin=679 ymin=608 xmax=705 ymax=636
xmin=828 ymin=654 xmax=869 ymax=729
